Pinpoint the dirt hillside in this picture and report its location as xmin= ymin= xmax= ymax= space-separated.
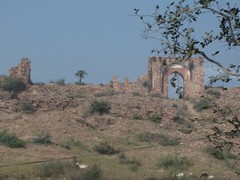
xmin=0 ymin=84 xmax=239 ymax=180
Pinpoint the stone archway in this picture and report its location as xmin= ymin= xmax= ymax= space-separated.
xmin=148 ymin=57 xmax=204 ymax=98
xmin=167 ymin=71 xmax=184 ymax=99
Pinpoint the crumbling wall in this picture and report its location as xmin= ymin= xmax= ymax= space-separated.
xmin=9 ymin=58 xmax=32 ymax=84
xmin=148 ymin=56 xmax=204 ymax=97
xmin=112 ymin=75 xmax=149 ymax=95
xmin=113 ymin=56 xmax=205 ymax=98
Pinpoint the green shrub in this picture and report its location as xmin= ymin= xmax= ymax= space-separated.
xmin=38 ymin=161 xmax=65 ymax=178
xmin=37 ymin=161 xmax=102 ymax=179
xmin=55 ymin=78 xmax=65 ymax=85
xmin=19 ymin=100 xmax=35 ymax=113
xmin=138 ymin=132 xmax=179 ymax=146
xmin=80 ymin=164 xmax=102 ymax=180
xmin=0 ymin=131 xmax=25 ymax=148
xmin=33 ymin=132 xmax=52 ymax=144
xmin=95 ymin=141 xmax=119 ymax=155
xmin=193 ymin=98 xmax=213 ymax=112
xmin=49 ymin=78 xmax=65 ymax=85
xmin=156 ymin=155 xmax=191 ymax=170
xmin=132 ymin=92 xmax=142 ymax=96
xmin=0 ymin=76 xmax=26 ymax=98
xmin=206 ymin=88 xmax=221 ymax=98
xmin=138 ymin=132 xmax=153 ymax=142
xmin=94 ymin=89 xmax=115 ymax=97
xmin=90 ymin=100 xmax=111 ymax=115
xmin=119 ymin=153 xmax=141 ymax=172
xmin=148 ymin=113 xmax=162 ymax=123
xmin=172 ymin=115 xmax=195 ymax=134
xmin=61 ymin=138 xmax=87 ymax=151
xmin=132 ymin=113 xmax=143 ymax=120
xmin=155 ymin=134 xmax=179 ymax=146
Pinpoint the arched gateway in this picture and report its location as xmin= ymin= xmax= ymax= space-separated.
xmin=148 ymin=57 xmax=204 ymax=98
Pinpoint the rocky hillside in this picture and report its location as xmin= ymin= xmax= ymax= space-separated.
xmin=0 ymin=84 xmax=239 ymax=180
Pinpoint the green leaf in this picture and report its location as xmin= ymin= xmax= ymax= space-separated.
xmin=171 ymin=82 xmax=176 ymax=88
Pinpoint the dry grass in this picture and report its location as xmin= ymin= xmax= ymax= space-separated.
xmin=0 ymin=86 xmax=239 ymax=179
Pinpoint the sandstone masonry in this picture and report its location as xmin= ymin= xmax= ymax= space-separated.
xmin=148 ymin=57 xmax=205 ymax=97
xmin=9 ymin=58 xmax=32 ymax=85
xmin=113 ymin=56 xmax=205 ymax=98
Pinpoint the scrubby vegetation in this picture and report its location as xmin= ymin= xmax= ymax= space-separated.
xmin=49 ymin=78 xmax=65 ymax=85
xmin=94 ymin=141 xmax=119 ymax=155
xmin=89 ymin=100 xmax=111 ymax=115
xmin=138 ymin=132 xmax=179 ymax=146
xmin=18 ymin=100 xmax=35 ymax=113
xmin=119 ymin=153 xmax=141 ymax=172
xmin=156 ymin=155 xmax=192 ymax=171
xmin=94 ymin=88 xmax=116 ymax=97
xmin=0 ymin=76 xmax=26 ymax=98
xmin=0 ymin=83 xmax=239 ymax=179
xmin=193 ymin=98 xmax=213 ymax=112
xmin=172 ymin=115 xmax=195 ymax=134
xmin=206 ymin=88 xmax=221 ymax=98
xmin=132 ymin=113 xmax=143 ymax=120
xmin=0 ymin=131 xmax=25 ymax=148
xmin=32 ymin=132 xmax=52 ymax=145
xmin=148 ymin=113 xmax=162 ymax=123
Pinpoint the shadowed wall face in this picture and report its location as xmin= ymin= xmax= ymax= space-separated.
xmin=148 ymin=57 xmax=204 ymax=98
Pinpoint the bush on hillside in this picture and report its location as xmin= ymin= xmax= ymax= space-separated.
xmin=49 ymin=78 xmax=65 ymax=85
xmin=0 ymin=131 xmax=26 ymax=148
xmin=156 ymin=155 xmax=191 ymax=170
xmin=138 ymin=132 xmax=179 ymax=146
xmin=94 ymin=141 xmax=119 ymax=155
xmin=206 ymin=88 xmax=221 ymax=98
xmin=193 ymin=98 xmax=213 ymax=112
xmin=33 ymin=132 xmax=52 ymax=144
xmin=148 ymin=113 xmax=162 ymax=123
xmin=94 ymin=89 xmax=116 ymax=97
xmin=19 ymin=100 xmax=35 ymax=113
xmin=89 ymin=100 xmax=111 ymax=115
xmin=0 ymin=76 xmax=26 ymax=98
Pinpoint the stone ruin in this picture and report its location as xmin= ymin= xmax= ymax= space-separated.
xmin=9 ymin=58 xmax=32 ymax=85
xmin=113 ymin=56 xmax=205 ymax=98
xmin=3 ymin=56 xmax=205 ymax=98
xmin=112 ymin=75 xmax=149 ymax=95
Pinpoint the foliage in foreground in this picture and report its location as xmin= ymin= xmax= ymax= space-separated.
xmin=0 ymin=131 xmax=25 ymax=148
xmin=135 ymin=0 xmax=240 ymax=82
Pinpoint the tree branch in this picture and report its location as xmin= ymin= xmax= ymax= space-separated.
xmin=197 ymin=50 xmax=240 ymax=76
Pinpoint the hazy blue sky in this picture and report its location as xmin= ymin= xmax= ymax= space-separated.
xmin=0 ymin=0 xmax=239 ymax=86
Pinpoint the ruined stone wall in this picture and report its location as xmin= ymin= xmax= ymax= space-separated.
xmin=148 ymin=56 xmax=204 ymax=97
xmin=9 ymin=58 xmax=31 ymax=84
xmin=112 ymin=75 xmax=149 ymax=95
